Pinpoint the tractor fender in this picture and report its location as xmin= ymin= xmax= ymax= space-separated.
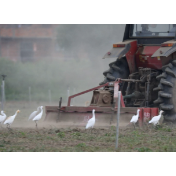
xmin=102 ymin=40 xmax=138 ymax=73
xmin=152 ymin=41 xmax=176 ymax=58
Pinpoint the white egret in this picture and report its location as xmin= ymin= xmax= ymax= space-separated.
xmin=28 ymin=106 xmax=40 ymax=120
xmin=149 ymin=110 xmax=164 ymax=126
xmin=86 ymin=109 xmax=95 ymax=131
xmin=32 ymin=106 xmax=43 ymax=128
xmin=130 ymin=109 xmax=140 ymax=129
xmin=4 ymin=110 xmax=20 ymax=129
xmin=0 ymin=111 xmax=6 ymax=127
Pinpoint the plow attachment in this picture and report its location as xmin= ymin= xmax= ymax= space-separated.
xmin=45 ymin=106 xmax=138 ymax=128
xmin=44 ymin=81 xmax=159 ymax=128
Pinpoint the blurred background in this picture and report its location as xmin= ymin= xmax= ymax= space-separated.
xmin=0 ymin=24 xmax=125 ymax=105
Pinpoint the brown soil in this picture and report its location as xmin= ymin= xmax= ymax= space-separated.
xmin=0 ymin=101 xmax=175 ymax=152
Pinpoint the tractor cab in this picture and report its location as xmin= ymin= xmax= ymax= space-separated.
xmin=103 ymin=24 xmax=176 ymax=73
xmin=125 ymin=24 xmax=176 ymax=43
xmin=130 ymin=24 xmax=176 ymax=38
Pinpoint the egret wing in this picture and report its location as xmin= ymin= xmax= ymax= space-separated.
xmin=130 ymin=115 xmax=137 ymax=123
xmin=1 ymin=115 xmax=6 ymax=122
xmin=28 ymin=111 xmax=38 ymax=120
xmin=149 ymin=115 xmax=159 ymax=123
xmin=130 ymin=115 xmax=134 ymax=122
xmin=2 ymin=113 xmax=6 ymax=122
xmin=86 ymin=118 xmax=94 ymax=129
xmin=33 ymin=110 xmax=43 ymax=121
xmin=33 ymin=113 xmax=40 ymax=121
xmin=4 ymin=116 xmax=12 ymax=124
xmin=0 ymin=115 xmax=3 ymax=123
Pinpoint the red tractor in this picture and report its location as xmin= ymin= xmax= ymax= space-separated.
xmin=45 ymin=24 xmax=176 ymax=126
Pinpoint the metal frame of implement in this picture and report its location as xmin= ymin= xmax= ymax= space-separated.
xmin=45 ymin=81 xmax=159 ymax=127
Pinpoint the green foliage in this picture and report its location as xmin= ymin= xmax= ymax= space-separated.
xmin=163 ymin=145 xmax=175 ymax=152
xmin=71 ymin=132 xmax=81 ymax=136
xmin=136 ymin=147 xmax=153 ymax=152
xmin=0 ymin=57 xmax=104 ymax=102
xmin=162 ymin=128 xmax=172 ymax=132
xmin=104 ymin=133 xmax=111 ymax=136
xmin=110 ymin=126 xmax=116 ymax=130
xmin=76 ymin=143 xmax=86 ymax=148
xmin=157 ymin=125 xmax=172 ymax=132
xmin=1 ymin=126 xmax=176 ymax=151
xmin=57 ymin=132 xmax=65 ymax=138
xmin=18 ymin=131 xmax=26 ymax=138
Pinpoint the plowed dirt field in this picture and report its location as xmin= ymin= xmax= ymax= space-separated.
xmin=0 ymin=101 xmax=175 ymax=152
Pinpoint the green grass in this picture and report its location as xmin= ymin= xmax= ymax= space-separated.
xmin=57 ymin=132 xmax=65 ymax=138
xmin=1 ymin=101 xmax=176 ymax=152
xmin=0 ymin=125 xmax=176 ymax=152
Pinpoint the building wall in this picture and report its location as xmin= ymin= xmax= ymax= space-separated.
xmin=0 ymin=24 xmax=57 ymax=38
xmin=0 ymin=39 xmax=20 ymax=61
xmin=0 ymin=24 xmax=61 ymax=62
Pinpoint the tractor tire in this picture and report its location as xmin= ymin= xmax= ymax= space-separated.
xmin=99 ymin=57 xmax=130 ymax=85
xmin=153 ymin=60 xmax=176 ymax=122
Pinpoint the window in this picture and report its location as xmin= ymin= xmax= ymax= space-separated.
xmin=20 ymin=41 xmax=34 ymax=62
xmin=130 ymin=24 xmax=176 ymax=37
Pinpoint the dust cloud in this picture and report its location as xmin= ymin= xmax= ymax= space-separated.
xmin=0 ymin=25 xmax=125 ymax=129
xmin=55 ymin=24 xmax=125 ymax=104
xmin=0 ymin=24 xmax=125 ymax=106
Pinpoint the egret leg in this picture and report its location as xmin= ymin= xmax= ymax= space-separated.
xmin=91 ymin=126 xmax=94 ymax=134
xmin=35 ymin=121 xmax=38 ymax=129
xmin=157 ymin=121 xmax=162 ymax=129
xmin=6 ymin=124 xmax=13 ymax=133
xmin=9 ymin=124 xmax=12 ymax=131
xmin=0 ymin=123 xmax=3 ymax=128
xmin=7 ymin=124 xmax=10 ymax=132
xmin=144 ymin=122 xmax=149 ymax=130
xmin=6 ymin=124 xmax=10 ymax=130
xmin=133 ymin=123 xmax=136 ymax=130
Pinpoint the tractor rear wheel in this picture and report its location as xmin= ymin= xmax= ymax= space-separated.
xmin=99 ymin=57 xmax=130 ymax=85
xmin=153 ymin=60 xmax=176 ymax=122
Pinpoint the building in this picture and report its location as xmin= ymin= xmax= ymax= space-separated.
xmin=0 ymin=24 xmax=60 ymax=62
